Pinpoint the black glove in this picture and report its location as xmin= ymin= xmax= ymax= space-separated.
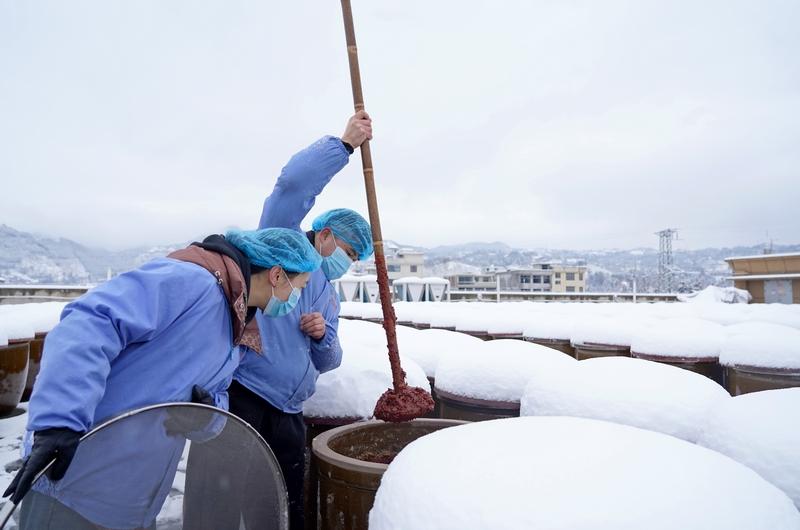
xmin=3 ymin=427 xmax=82 ymax=504
xmin=190 ymin=385 xmax=215 ymax=407
xmin=164 ymin=385 xmax=216 ymax=438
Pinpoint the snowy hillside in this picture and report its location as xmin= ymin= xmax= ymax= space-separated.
xmin=2 ymin=224 xmax=798 ymax=289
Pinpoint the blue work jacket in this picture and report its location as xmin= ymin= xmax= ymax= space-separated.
xmin=25 ymin=257 xmax=241 ymax=527
xmin=234 ymin=136 xmax=348 ymax=413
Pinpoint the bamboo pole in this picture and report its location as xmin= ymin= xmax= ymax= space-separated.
xmin=340 ymin=0 xmax=405 ymax=391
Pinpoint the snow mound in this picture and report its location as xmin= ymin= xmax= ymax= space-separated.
xmin=400 ymin=328 xmax=484 ymax=378
xmin=0 ymin=302 xmax=66 ymax=339
xmin=521 ymin=356 xmax=729 ymax=442
xmin=303 ymin=327 xmax=430 ymax=419
xmin=678 ymin=285 xmax=752 ymax=304
xmin=570 ymin=316 xmax=654 ymax=347
xmin=630 ymin=318 xmax=727 ymax=359
xmin=369 ymin=417 xmax=800 ymax=530
xmin=0 ymin=308 xmax=35 ymax=341
xmin=719 ymin=323 xmax=800 ymax=369
xmin=698 ymin=388 xmax=800 ymax=509
xmin=435 ymin=340 xmax=575 ymax=402
xmin=522 ymin=314 xmax=574 ymax=340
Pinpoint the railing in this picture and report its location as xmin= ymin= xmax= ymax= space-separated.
xmin=446 ymin=290 xmax=679 ymax=303
xmin=0 ymin=284 xmax=91 ymax=305
xmin=0 ymin=284 xmax=680 ymax=305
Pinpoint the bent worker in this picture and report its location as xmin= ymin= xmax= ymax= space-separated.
xmin=3 ymin=227 xmax=321 ymax=529
xmin=185 ymin=112 xmax=374 ymax=529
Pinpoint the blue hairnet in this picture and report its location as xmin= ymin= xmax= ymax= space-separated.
xmin=225 ymin=228 xmax=321 ymax=273
xmin=312 ymin=208 xmax=373 ymax=261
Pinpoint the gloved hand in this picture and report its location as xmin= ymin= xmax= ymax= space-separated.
xmin=164 ymin=385 xmax=217 ymax=438
xmin=3 ymin=427 xmax=82 ymax=504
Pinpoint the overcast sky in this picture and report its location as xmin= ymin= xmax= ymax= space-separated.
xmin=1 ymin=0 xmax=798 ymax=251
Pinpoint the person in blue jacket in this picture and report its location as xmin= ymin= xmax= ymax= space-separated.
xmin=189 ymin=112 xmax=373 ymax=529
xmin=3 ymin=227 xmax=321 ymax=529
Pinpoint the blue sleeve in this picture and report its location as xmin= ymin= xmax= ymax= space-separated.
xmin=309 ymin=282 xmax=343 ymax=373
xmin=258 ymin=136 xmax=350 ymax=230
xmin=27 ymin=260 xmax=217 ymax=433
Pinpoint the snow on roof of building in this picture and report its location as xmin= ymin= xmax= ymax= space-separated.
xmin=392 ymin=276 xmax=424 ymax=285
xmin=521 ymin=356 xmax=729 ymax=442
xmin=697 ymin=388 xmax=800 ymax=509
xmin=719 ymin=323 xmax=800 ymax=369
xmin=724 ymin=252 xmax=800 ymax=261
xmin=630 ymin=318 xmax=727 ymax=359
xmin=727 ymin=273 xmax=800 ymax=280
xmin=369 ymin=417 xmax=800 ymax=530
xmin=435 ymin=340 xmax=575 ymax=402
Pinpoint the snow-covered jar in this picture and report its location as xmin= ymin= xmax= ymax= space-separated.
xmin=302 ymin=319 xmax=433 ymax=529
xmin=522 ymin=313 xmax=576 ymax=357
xmin=1 ymin=302 xmax=66 ymax=403
xmin=360 ymin=302 xmax=384 ymax=323
xmin=434 ymin=340 xmax=575 ymax=421
xmin=369 ymin=417 xmax=800 ymax=530
xmin=521 ymin=356 xmax=730 ymax=442
xmin=486 ymin=310 xmax=531 ymax=340
xmin=312 ymin=418 xmax=466 ymax=530
xmin=570 ymin=316 xmax=650 ymax=360
xmin=0 ymin=310 xmax=33 ymax=415
xmin=697 ymin=388 xmax=800 ymax=509
xmin=630 ymin=318 xmax=727 ymax=384
xmin=338 ymin=301 xmax=365 ymax=320
xmin=399 ymin=328 xmax=484 ymax=418
xmin=719 ymin=323 xmax=800 ymax=395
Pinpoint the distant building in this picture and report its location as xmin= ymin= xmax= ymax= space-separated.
xmin=497 ymin=264 xmax=552 ymax=292
xmin=550 ymin=264 xmax=587 ymax=293
xmin=725 ymin=252 xmax=800 ymax=304
xmin=446 ymin=269 xmax=499 ymax=291
xmin=447 ymin=262 xmax=587 ymax=293
xmin=386 ymin=249 xmax=425 ymax=281
xmin=350 ymin=246 xmax=425 ymax=281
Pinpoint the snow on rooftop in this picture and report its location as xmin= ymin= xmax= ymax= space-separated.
xmin=630 ymin=318 xmax=727 ymax=359
xmin=369 ymin=417 xmax=800 ymax=530
xmin=392 ymin=276 xmax=423 ymax=285
xmin=303 ymin=319 xmax=430 ymax=420
xmin=435 ymin=340 xmax=575 ymax=402
xmin=719 ymin=323 xmax=800 ymax=370
xmin=698 ymin=388 xmax=800 ymax=509
xmin=521 ymin=356 xmax=729 ymax=442
xmin=421 ymin=277 xmax=449 ymax=285
xmin=725 ymin=251 xmax=800 ymax=261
